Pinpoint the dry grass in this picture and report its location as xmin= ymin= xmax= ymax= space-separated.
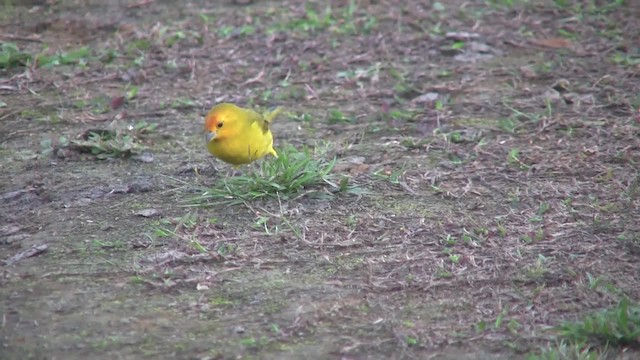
xmin=1 ymin=0 xmax=639 ymax=359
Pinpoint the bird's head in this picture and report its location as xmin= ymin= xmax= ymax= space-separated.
xmin=204 ymin=103 xmax=238 ymax=143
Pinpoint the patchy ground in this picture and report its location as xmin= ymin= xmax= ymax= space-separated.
xmin=1 ymin=0 xmax=639 ymax=359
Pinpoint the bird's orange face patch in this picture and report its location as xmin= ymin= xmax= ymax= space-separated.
xmin=204 ymin=112 xmax=226 ymax=141
xmin=204 ymin=114 xmax=219 ymax=132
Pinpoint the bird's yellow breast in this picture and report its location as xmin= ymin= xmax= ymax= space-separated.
xmin=206 ymin=121 xmax=275 ymax=165
xmin=204 ymin=103 xmax=280 ymax=166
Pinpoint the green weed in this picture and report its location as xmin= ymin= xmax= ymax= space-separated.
xmin=170 ymin=98 xmax=198 ymax=110
xmin=0 ymin=43 xmax=94 ymax=69
xmin=37 ymin=46 xmax=92 ymax=68
xmin=557 ymin=298 xmax=640 ymax=347
xmin=528 ymin=299 xmax=640 ymax=359
xmin=274 ymin=1 xmax=377 ymax=35
xmin=507 ymin=148 xmax=530 ymax=169
xmin=0 ymin=42 xmax=31 ymax=69
xmin=611 ymin=52 xmax=640 ymax=67
xmin=64 ymin=121 xmax=156 ymax=159
xmin=526 ymin=341 xmax=601 ymax=360
xmin=217 ymin=25 xmax=256 ymax=38
xmin=191 ymin=146 xmax=358 ymax=206
xmin=326 ymin=109 xmax=356 ymax=124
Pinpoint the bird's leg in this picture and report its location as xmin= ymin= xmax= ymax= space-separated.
xmin=249 ymin=160 xmax=259 ymax=175
xmin=203 ymin=159 xmax=240 ymax=178
xmin=227 ymin=165 xmax=244 ymax=177
xmin=204 ymin=159 xmax=224 ymax=175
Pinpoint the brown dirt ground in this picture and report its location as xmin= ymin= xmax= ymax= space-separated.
xmin=1 ymin=0 xmax=639 ymax=359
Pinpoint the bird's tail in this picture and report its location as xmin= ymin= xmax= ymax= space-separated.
xmin=269 ymin=147 xmax=278 ymax=158
xmin=263 ymin=107 xmax=283 ymax=124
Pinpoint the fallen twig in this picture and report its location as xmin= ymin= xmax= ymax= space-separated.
xmin=0 ymin=34 xmax=42 ymax=43
xmin=127 ymin=0 xmax=155 ymax=9
xmin=4 ymin=244 xmax=49 ymax=266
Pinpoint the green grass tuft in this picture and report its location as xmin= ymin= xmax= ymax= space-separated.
xmin=191 ymin=146 xmax=358 ymax=206
xmin=557 ymin=298 xmax=640 ymax=347
xmin=528 ymin=298 xmax=640 ymax=359
xmin=526 ymin=341 xmax=601 ymax=360
xmin=0 ymin=42 xmax=31 ymax=69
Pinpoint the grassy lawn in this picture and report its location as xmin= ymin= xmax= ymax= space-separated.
xmin=1 ymin=0 xmax=639 ymax=359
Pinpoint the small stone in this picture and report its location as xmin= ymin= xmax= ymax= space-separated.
xmin=131 ymin=238 xmax=151 ymax=248
xmin=135 ymin=208 xmax=161 ymax=217
xmin=196 ymin=283 xmax=210 ymax=291
xmin=132 ymin=152 xmax=154 ymax=163
xmin=88 ymin=188 xmax=107 ymax=199
xmin=120 ymin=317 xmax=134 ymax=325
xmin=73 ymin=198 xmax=93 ymax=207
xmin=0 ymin=225 xmax=21 ymax=237
xmin=4 ymin=244 xmax=48 ymax=265
xmin=128 ymin=177 xmax=154 ymax=193
xmin=111 ymin=185 xmax=130 ymax=194
xmin=5 ymin=233 xmax=31 ymax=244
xmin=175 ymin=164 xmax=197 ymax=174
xmin=552 ymin=79 xmax=571 ymax=93
xmin=100 ymin=224 xmax=115 ymax=231
xmin=0 ymin=190 xmax=27 ymax=201
xmin=55 ymin=148 xmax=74 ymax=159
xmin=542 ymin=89 xmax=563 ymax=105
xmin=445 ymin=31 xmax=481 ymax=41
xmin=412 ymin=92 xmax=439 ymax=104
xmin=346 ymin=156 xmax=366 ymax=164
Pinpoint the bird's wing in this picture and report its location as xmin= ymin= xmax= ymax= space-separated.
xmin=242 ymin=108 xmax=270 ymax=134
xmin=244 ymin=107 xmax=282 ymax=134
xmin=262 ymin=107 xmax=282 ymax=125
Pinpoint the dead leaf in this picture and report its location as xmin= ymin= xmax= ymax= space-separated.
xmin=196 ymin=283 xmax=210 ymax=291
xmin=453 ymin=42 xmax=499 ymax=63
xmin=349 ymin=164 xmax=370 ymax=175
xmin=142 ymin=250 xmax=188 ymax=264
xmin=240 ymin=70 xmax=265 ymax=86
xmin=111 ymin=96 xmax=125 ymax=110
xmin=583 ymin=146 xmax=598 ymax=155
xmin=530 ymin=38 xmax=573 ymax=49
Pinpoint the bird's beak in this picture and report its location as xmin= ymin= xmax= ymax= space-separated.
xmin=206 ymin=131 xmax=216 ymax=143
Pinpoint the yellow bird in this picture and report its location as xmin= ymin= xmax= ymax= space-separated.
xmin=204 ymin=103 xmax=281 ymax=166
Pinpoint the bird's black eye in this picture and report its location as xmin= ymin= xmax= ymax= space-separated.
xmin=217 ymin=122 xmax=223 ymax=128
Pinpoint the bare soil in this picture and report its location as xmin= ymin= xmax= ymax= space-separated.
xmin=1 ymin=0 xmax=639 ymax=359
